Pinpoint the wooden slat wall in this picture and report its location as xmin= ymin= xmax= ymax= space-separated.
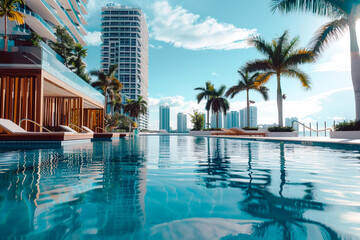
xmin=83 ymin=109 xmax=104 ymax=132
xmin=43 ymin=97 xmax=83 ymax=127
xmin=0 ymin=71 xmax=42 ymax=132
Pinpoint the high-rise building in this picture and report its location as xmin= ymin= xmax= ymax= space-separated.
xmin=201 ymin=113 xmax=206 ymax=129
xmin=177 ymin=113 xmax=187 ymax=133
xmin=285 ymin=117 xmax=299 ymax=131
xmin=240 ymin=106 xmax=257 ymax=128
xmin=0 ymin=0 xmax=88 ymax=45
xmin=225 ymin=111 xmax=240 ymax=128
xmin=0 ymin=1 xmax=106 ymax=131
xmin=101 ymin=4 xmax=149 ymax=129
xmin=211 ymin=113 xmax=223 ymax=128
xmin=159 ymin=105 xmax=170 ymax=132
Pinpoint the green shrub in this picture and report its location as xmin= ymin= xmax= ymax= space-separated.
xmin=335 ymin=120 xmax=360 ymax=131
xmin=189 ymin=110 xmax=204 ymax=131
xmin=242 ymin=127 xmax=258 ymax=131
xmin=268 ymin=126 xmax=294 ymax=132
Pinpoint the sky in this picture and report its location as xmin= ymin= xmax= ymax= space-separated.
xmin=84 ymin=0 xmax=355 ymax=130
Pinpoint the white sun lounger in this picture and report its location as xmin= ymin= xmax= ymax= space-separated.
xmin=82 ymin=126 xmax=94 ymax=133
xmin=0 ymin=119 xmax=27 ymax=133
xmin=59 ymin=125 xmax=78 ymax=133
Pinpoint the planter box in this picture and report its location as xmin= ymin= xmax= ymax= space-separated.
xmin=266 ymin=131 xmax=298 ymax=137
xmin=330 ymin=131 xmax=360 ymax=139
xmin=188 ymin=131 xmax=213 ymax=136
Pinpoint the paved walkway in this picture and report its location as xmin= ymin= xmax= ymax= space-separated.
xmin=208 ymin=135 xmax=360 ymax=146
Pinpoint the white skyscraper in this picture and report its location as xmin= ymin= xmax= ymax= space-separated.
xmin=177 ymin=113 xmax=187 ymax=133
xmin=285 ymin=117 xmax=299 ymax=131
xmin=211 ymin=113 xmax=223 ymax=128
xmin=101 ymin=4 xmax=149 ymax=129
xmin=240 ymin=106 xmax=257 ymax=128
xmin=225 ymin=111 xmax=240 ymax=128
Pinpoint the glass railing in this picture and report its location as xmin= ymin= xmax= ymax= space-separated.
xmin=17 ymin=8 xmax=55 ymax=35
xmin=41 ymin=49 xmax=104 ymax=104
xmin=41 ymin=0 xmax=80 ymax=43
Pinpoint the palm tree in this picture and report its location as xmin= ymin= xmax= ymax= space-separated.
xmin=206 ymin=85 xmax=230 ymax=128
xmin=245 ymin=31 xmax=314 ymax=126
xmin=0 ymin=0 xmax=25 ymax=52
xmin=108 ymin=83 xmax=123 ymax=114
xmin=90 ymin=64 xmax=120 ymax=115
xmin=226 ymin=70 xmax=269 ymax=128
xmin=195 ymin=81 xmax=215 ymax=129
xmin=123 ymin=96 xmax=147 ymax=124
xmin=70 ymin=43 xmax=87 ymax=76
xmin=271 ymin=0 xmax=360 ymax=121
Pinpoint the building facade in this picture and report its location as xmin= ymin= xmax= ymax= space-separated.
xmin=240 ymin=106 xmax=257 ymax=128
xmin=225 ymin=111 xmax=240 ymax=129
xmin=285 ymin=117 xmax=299 ymax=131
xmin=211 ymin=113 xmax=223 ymax=128
xmin=159 ymin=105 xmax=170 ymax=132
xmin=101 ymin=4 xmax=149 ymax=130
xmin=0 ymin=0 xmax=88 ymax=45
xmin=0 ymin=1 xmax=105 ymax=132
xmin=177 ymin=113 xmax=187 ymax=133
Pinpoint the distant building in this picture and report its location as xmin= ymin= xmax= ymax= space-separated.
xmin=159 ymin=105 xmax=170 ymax=132
xmin=225 ymin=111 xmax=240 ymax=128
xmin=211 ymin=112 xmax=223 ymax=128
xmin=240 ymin=106 xmax=257 ymax=128
xmin=285 ymin=117 xmax=299 ymax=131
xmin=201 ymin=113 xmax=206 ymax=128
xmin=177 ymin=113 xmax=187 ymax=132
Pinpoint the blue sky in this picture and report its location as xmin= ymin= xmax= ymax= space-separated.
xmin=84 ymin=0 xmax=355 ymax=130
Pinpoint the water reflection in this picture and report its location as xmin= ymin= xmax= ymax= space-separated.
xmin=0 ymin=138 xmax=148 ymax=239
xmin=197 ymin=139 xmax=345 ymax=239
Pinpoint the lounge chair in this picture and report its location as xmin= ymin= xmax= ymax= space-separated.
xmin=230 ymin=127 xmax=266 ymax=137
xmin=82 ymin=126 xmax=94 ymax=133
xmin=211 ymin=128 xmax=238 ymax=136
xmin=59 ymin=125 xmax=79 ymax=133
xmin=0 ymin=119 xmax=93 ymax=141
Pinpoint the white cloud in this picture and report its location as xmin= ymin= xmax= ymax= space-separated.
xmin=84 ymin=31 xmax=102 ymax=46
xmin=313 ymin=52 xmax=350 ymax=72
xmin=149 ymin=44 xmax=164 ymax=49
xmin=211 ymin=72 xmax=219 ymax=76
xmin=150 ymin=1 xmax=257 ymax=50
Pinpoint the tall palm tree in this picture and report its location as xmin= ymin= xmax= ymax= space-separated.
xmin=0 ymin=0 xmax=25 ymax=52
xmin=206 ymin=85 xmax=230 ymax=128
xmin=123 ymin=96 xmax=147 ymax=124
xmin=245 ymin=31 xmax=314 ymax=126
xmin=108 ymin=83 xmax=123 ymax=114
xmin=90 ymin=64 xmax=120 ymax=115
xmin=226 ymin=70 xmax=269 ymax=128
xmin=271 ymin=0 xmax=360 ymax=121
xmin=70 ymin=43 xmax=87 ymax=76
xmin=195 ymin=81 xmax=215 ymax=129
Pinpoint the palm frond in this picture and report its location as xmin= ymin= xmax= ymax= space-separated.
xmin=310 ymin=17 xmax=348 ymax=55
xmin=256 ymin=72 xmax=276 ymax=86
xmin=283 ymin=49 xmax=315 ymax=66
xmin=283 ymin=68 xmax=311 ymax=89
xmin=256 ymin=86 xmax=270 ymax=101
xmin=245 ymin=60 xmax=273 ymax=72
xmin=249 ymin=36 xmax=274 ymax=58
xmin=270 ymin=0 xmax=346 ymax=17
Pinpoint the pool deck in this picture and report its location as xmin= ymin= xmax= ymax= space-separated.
xmin=207 ymin=135 xmax=360 ymax=146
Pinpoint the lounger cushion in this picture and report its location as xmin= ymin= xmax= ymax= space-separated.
xmin=0 ymin=119 xmax=27 ymax=133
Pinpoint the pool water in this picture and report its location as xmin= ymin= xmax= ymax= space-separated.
xmin=0 ymin=136 xmax=360 ymax=239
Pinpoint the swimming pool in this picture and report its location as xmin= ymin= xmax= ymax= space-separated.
xmin=0 ymin=136 xmax=359 ymax=239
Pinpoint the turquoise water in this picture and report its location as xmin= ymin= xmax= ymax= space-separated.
xmin=0 ymin=136 xmax=360 ymax=239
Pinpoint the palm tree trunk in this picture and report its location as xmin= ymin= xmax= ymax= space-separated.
xmin=3 ymin=14 xmax=8 ymax=52
xmin=349 ymin=11 xmax=360 ymax=121
xmin=206 ymin=96 xmax=210 ymax=129
xmin=104 ymin=87 xmax=108 ymax=116
xmin=247 ymin=89 xmax=250 ymax=128
xmin=277 ymin=74 xmax=283 ymax=127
